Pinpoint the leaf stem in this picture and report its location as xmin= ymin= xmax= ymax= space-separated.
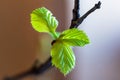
xmin=51 ymin=31 xmax=59 ymax=39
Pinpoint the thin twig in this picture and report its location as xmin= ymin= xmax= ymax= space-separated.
xmin=4 ymin=57 xmax=52 ymax=80
xmin=70 ymin=1 xmax=101 ymax=28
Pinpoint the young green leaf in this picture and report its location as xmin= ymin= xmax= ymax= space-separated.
xmin=31 ymin=7 xmax=59 ymax=39
xmin=59 ymin=28 xmax=90 ymax=46
xmin=51 ymin=41 xmax=75 ymax=75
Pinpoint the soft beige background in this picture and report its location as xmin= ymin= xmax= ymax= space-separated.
xmin=0 ymin=0 xmax=68 ymax=80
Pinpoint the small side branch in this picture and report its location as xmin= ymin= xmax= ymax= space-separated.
xmin=70 ymin=1 xmax=101 ymax=28
xmin=4 ymin=57 xmax=52 ymax=80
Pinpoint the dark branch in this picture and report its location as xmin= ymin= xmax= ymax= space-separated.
xmin=70 ymin=1 xmax=101 ymax=28
xmin=70 ymin=0 xmax=80 ymax=28
xmin=4 ymin=57 xmax=52 ymax=80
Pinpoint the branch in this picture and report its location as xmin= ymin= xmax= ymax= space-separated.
xmin=70 ymin=1 xmax=101 ymax=28
xmin=70 ymin=0 xmax=80 ymax=28
xmin=4 ymin=57 xmax=52 ymax=80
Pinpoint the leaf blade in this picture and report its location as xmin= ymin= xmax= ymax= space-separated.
xmin=59 ymin=28 xmax=90 ymax=46
xmin=51 ymin=41 xmax=75 ymax=75
xmin=31 ymin=7 xmax=59 ymax=38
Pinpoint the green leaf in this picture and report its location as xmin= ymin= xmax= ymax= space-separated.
xmin=59 ymin=28 xmax=90 ymax=46
xmin=31 ymin=7 xmax=59 ymax=39
xmin=51 ymin=41 xmax=75 ymax=75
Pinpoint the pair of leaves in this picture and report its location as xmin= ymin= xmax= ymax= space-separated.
xmin=51 ymin=28 xmax=89 ymax=75
xmin=31 ymin=7 xmax=90 ymax=75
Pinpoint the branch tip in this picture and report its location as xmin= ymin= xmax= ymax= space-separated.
xmin=95 ymin=1 xmax=101 ymax=9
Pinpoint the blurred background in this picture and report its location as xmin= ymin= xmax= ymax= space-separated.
xmin=0 ymin=0 xmax=120 ymax=80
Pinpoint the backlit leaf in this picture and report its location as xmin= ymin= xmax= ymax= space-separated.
xmin=59 ymin=28 xmax=90 ymax=46
xmin=31 ymin=7 xmax=59 ymax=39
xmin=51 ymin=41 xmax=75 ymax=75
